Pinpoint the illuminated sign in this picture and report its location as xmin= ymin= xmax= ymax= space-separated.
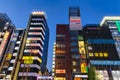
xmin=70 ymin=16 xmax=82 ymax=30
xmin=89 ymin=52 xmax=108 ymax=57
xmin=90 ymin=60 xmax=120 ymax=65
xmin=54 ymin=77 xmax=66 ymax=80
xmin=95 ymin=70 xmax=109 ymax=80
xmin=87 ymin=39 xmax=115 ymax=44
xmin=22 ymin=56 xmax=42 ymax=64
xmin=23 ymin=56 xmax=33 ymax=64
xmin=80 ymin=63 xmax=88 ymax=73
xmin=115 ymin=21 xmax=120 ymax=33
xmin=112 ymin=70 xmax=120 ymax=80
xmin=6 ymin=53 xmax=12 ymax=60
xmin=75 ymin=75 xmax=88 ymax=78
xmin=55 ymin=69 xmax=66 ymax=74
xmin=78 ymin=41 xmax=86 ymax=54
xmin=37 ymin=76 xmax=53 ymax=80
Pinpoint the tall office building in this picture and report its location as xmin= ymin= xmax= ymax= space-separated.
xmin=100 ymin=16 xmax=120 ymax=80
xmin=53 ymin=7 xmax=88 ymax=80
xmin=15 ymin=11 xmax=49 ymax=80
xmin=53 ymin=24 xmax=71 ymax=80
xmin=0 ymin=29 xmax=25 ymax=79
xmin=100 ymin=16 xmax=120 ymax=58
xmin=84 ymin=24 xmax=120 ymax=80
xmin=0 ymin=13 xmax=15 ymax=65
xmin=69 ymin=7 xmax=88 ymax=80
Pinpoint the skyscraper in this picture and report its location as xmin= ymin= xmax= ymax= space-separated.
xmin=100 ymin=16 xmax=120 ymax=80
xmin=84 ymin=24 xmax=120 ymax=80
xmin=69 ymin=7 xmax=88 ymax=80
xmin=0 ymin=29 xmax=25 ymax=79
xmin=100 ymin=16 xmax=120 ymax=58
xmin=53 ymin=24 xmax=71 ymax=80
xmin=15 ymin=11 xmax=49 ymax=80
xmin=0 ymin=13 xmax=15 ymax=65
xmin=53 ymin=7 xmax=88 ymax=80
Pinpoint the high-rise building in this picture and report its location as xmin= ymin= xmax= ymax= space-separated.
xmin=0 ymin=13 xmax=15 ymax=65
xmin=53 ymin=24 xmax=71 ymax=80
xmin=0 ymin=29 xmax=25 ymax=79
xmin=69 ymin=7 xmax=88 ymax=80
xmin=53 ymin=7 xmax=88 ymax=80
xmin=100 ymin=16 xmax=120 ymax=80
xmin=15 ymin=11 xmax=49 ymax=80
xmin=84 ymin=24 xmax=120 ymax=80
xmin=100 ymin=16 xmax=120 ymax=58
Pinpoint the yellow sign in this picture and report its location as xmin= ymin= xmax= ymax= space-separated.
xmin=81 ymin=63 xmax=87 ymax=73
xmin=22 ymin=56 xmax=42 ymax=64
xmin=22 ymin=56 xmax=33 ymax=64
xmin=78 ymin=41 xmax=86 ymax=54
xmin=6 ymin=53 xmax=12 ymax=60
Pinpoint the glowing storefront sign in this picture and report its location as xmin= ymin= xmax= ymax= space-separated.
xmin=95 ymin=70 xmax=109 ymax=80
xmin=37 ymin=76 xmax=53 ymax=80
xmin=78 ymin=41 xmax=85 ymax=54
xmin=54 ymin=77 xmax=66 ymax=80
xmin=90 ymin=60 xmax=120 ymax=65
xmin=112 ymin=70 xmax=120 ymax=80
xmin=22 ymin=56 xmax=42 ymax=64
xmin=55 ymin=69 xmax=66 ymax=74
xmin=75 ymin=75 xmax=88 ymax=78
xmin=6 ymin=53 xmax=12 ymax=60
xmin=80 ymin=63 xmax=88 ymax=73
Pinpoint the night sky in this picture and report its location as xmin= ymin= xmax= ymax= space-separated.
xmin=1 ymin=0 xmax=120 ymax=71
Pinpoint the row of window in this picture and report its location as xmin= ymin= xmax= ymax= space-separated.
xmin=89 ymin=52 xmax=108 ymax=57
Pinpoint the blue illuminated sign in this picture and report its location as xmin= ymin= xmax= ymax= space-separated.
xmin=90 ymin=60 xmax=120 ymax=65
xmin=87 ymin=39 xmax=115 ymax=44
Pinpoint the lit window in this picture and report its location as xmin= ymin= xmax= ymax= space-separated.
xmin=95 ymin=53 xmax=99 ymax=57
xmin=89 ymin=53 xmax=94 ymax=57
xmin=56 ymin=50 xmax=65 ymax=54
xmin=72 ymin=61 xmax=76 ymax=66
xmin=52 ymin=69 xmax=55 ymax=72
xmin=8 ymin=67 xmax=13 ymax=71
xmin=104 ymin=53 xmax=108 ymax=57
xmin=54 ymin=77 xmax=66 ymax=80
xmin=99 ymin=53 xmax=103 ymax=57
xmin=55 ymin=69 xmax=66 ymax=74
xmin=73 ymin=69 xmax=76 ymax=72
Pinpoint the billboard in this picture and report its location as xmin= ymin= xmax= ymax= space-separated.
xmin=80 ymin=62 xmax=88 ymax=73
xmin=70 ymin=16 xmax=82 ymax=30
xmin=95 ymin=70 xmax=109 ymax=80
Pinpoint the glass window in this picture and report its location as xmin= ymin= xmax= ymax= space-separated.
xmin=95 ymin=53 xmax=99 ymax=57
xmin=104 ymin=53 xmax=108 ymax=57
xmin=99 ymin=53 xmax=103 ymax=57
xmin=89 ymin=53 xmax=94 ymax=57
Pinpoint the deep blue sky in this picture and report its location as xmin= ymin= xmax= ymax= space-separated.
xmin=1 ymin=0 xmax=120 ymax=71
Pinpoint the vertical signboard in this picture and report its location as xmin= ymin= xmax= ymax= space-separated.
xmin=80 ymin=63 xmax=88 ymax=73
xmin=70 ymin=16 xmax=82 ymax=30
